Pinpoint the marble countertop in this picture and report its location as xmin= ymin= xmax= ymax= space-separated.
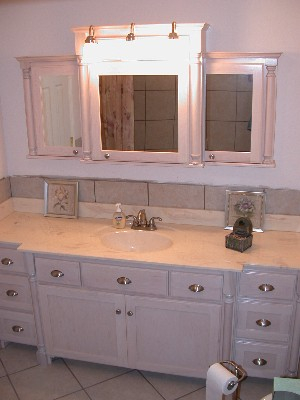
xmin=0 ymin=212 xmax=300 ymax=271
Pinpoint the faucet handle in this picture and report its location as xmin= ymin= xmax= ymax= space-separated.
xmin=126 ymin=215 xmax=139 ymax=227
xmin=148 ymin=217 xmax=162 ymax=231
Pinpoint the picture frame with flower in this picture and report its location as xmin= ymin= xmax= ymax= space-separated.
xmin=225 ymin=190 xmax=265 ymax=232
xmin=44 ymin=179 xmax=78 ymax=218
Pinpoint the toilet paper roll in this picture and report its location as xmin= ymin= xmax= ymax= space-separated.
xmin=206 ymin=363 xmax=238 ymax=400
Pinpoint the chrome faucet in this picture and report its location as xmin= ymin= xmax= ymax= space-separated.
xmin=126 ymin=209 xmax=162 ymax=231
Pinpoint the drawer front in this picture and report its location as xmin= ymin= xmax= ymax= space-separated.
xmin=236 ymin=300 xmax=293 ymax=342
xmin=0 ymin=274 xmax=33 ymax=312
xmin=169 ymin=271 xmax=223 ymax=301
xmin=0 ymin=309 xmax=37 ymax=345
xmin=234 ymin=340 xmax=288 ymax=378
xmin=239 ymin=271 xmax=296 ymax=300
xmin=81 ymin=263 xmax=168 ymax=296
xmin=0 ymin=248 xmax=26 ymax=274
xmin=35 ymin=257 xmax=81 ymax=286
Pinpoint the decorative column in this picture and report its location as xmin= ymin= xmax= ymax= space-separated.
xmin=222 ymin=271 xmax=237 ymax=360
xmin=287 ymin=273 xmax=300 ymax=377
xmin=263 ymin=57 xmax=280 ymax=165
xmin=77 ymin=56 xmax=92 ymax=161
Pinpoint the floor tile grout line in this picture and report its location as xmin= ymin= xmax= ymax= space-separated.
xmin=137 ymin=370 xmax=168 ymax=400
xmin=0 ymin=358 xmax=21 ymax=400
xmin=53 ymin=387 xmax=93 ymax=400
xmin=174 ymin=385 xmax=206 ymax=400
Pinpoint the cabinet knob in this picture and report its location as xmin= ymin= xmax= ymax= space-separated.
xmin=6 ymin=289 xmax=18 ymax=297
xmin=12 ymin=325 xmax=24 ymax=333
xmin=189 ymin=284 xmax=204 ymax=293
xmin=258 ymin=283 xmax=274 ymax=292
xmin=73 ymin=149 xmax=79 ymax=155
xmin=209 ymin=153 xmax=215 ymax=160
xmin=256 ymin=318 xmax=271 ymax=327
xmin=50 ymin=270 xmax=64 ymax=278
xmin=117 ymin=277 xmax=132 ymax=285
xmin=116 ymin=309 xmax=122 ymax=315
xmin=127 ymin=311 xmax=133 ymax=316
xmin=1 ymin=257 xmax=13 ymax=266
xmin=252 ymin=358 xmax=267 ymax=366
xmin=104 ymin=153 xmax=110 ymax=159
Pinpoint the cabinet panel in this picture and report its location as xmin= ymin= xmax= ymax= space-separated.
xmin=234 ymin=340 xmax=288 ymax=379
xmin=35 ymin=257 xmax=81 ymax=286
xmin=38 ymin=285 xmax=128 ymax=366
xmin=126 ymin=296 xmax=222 ymax=378
xmin=0 ymin=248 xmax=26 ymax=274
xmin=236 ymin=300 xmax=293 ymax=342
xmin=0 ymin=274 xmax=33 ymax=312
xmin=169 ymin=271 xmax=223 ymax=301
xmin=81 ymin=262 xmax=168 ymax=296
xmin=239 ymin=271 xmax=296 ymax=300
xmin=0 ymin=309 xmax=37 ymax=345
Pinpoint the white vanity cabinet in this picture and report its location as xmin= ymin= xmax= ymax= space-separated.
xmin=0 ymin=245 xmax=37 ymax=346
xmin=233 ymin=267 xmax=300 ymax=378
xmin=35 ymin=256 xmax=225 ymax=378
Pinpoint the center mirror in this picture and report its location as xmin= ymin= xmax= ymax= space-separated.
xmin=99 ymin=75 xmax=178 ymax=153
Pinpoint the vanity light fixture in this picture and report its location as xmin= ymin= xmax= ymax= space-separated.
xmin=85 ymin=25 xmax=96 ymax=43
xmin=168 ymin=21 xmax=179 ymax=39
xmin=126 ymin=23 xmax=135 ymax=41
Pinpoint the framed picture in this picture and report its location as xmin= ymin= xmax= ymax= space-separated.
xmin=225 ymin=190 xmax=265 ymax=232
xmin=44 ymin=179 xmax=78 ymax=218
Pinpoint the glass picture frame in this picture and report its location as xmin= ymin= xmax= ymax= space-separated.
xmin=44 ymin=179 xmax=78 ymax=218
xmin=225 ymin=190 xmax=265 ymax=232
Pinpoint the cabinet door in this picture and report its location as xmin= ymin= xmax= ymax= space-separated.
xmin=38 ymin=286 xmax=127 ymax=366
xmin=126 ymin=296 xmax=222 ymax=378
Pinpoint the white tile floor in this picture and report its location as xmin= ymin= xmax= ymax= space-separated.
xmin=0 ymin=343 xmax=274 ymax=400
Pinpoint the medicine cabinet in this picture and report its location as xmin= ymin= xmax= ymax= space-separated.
xmin=17 ymin=25 xmax=281 ymax=167
xmin=204 ymin=52 xmax=281 ymax=166
xmin=17 ymin=56 xmax=82 ymax=158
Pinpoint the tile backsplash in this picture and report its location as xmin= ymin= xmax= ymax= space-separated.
xmin=1 ymin=175 xmax=299 ymax=217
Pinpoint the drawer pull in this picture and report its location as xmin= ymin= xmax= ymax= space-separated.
xmin=1 ymin=257 xmax=13 ymax=266
xmin=116 ymin=309 xmax=122 ymax=315
xmin=256 ymin=318 xmax=271 ymax=327
xmin=258 ymin=283 xmax=274 ymax=292
xmin=12 ymin=325 xmax=24 ymax=333
xmin=117 ymin=277 xmax=132 ymax=285
xmin=189 ymin=284 xmax=204 ymax=293
xmin=127 ymin=311 xmax=133 ymax=316
xmin=252 ymin=358 xmax=267 ymax=366
xmin=50 ymin=270 xmax=64 ymax=278
xmin=6 ymin=289 xmax=18 ymax=297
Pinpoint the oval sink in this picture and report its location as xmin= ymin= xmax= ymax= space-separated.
xmin=101 ymin=230 xmax=173 ymax=252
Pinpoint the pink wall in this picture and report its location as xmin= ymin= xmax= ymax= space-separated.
xmin=0 ymin=0 xmax=299 ymax=188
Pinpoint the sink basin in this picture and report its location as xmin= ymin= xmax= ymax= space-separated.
xmin=101 ymin=230 xmax=173 ymax=252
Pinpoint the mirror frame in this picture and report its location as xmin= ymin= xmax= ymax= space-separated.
xmin=17 ymin=56 xmax=82 ymax=158
xmin=73 ymin=23 xmax=209 ymax=164
xmin=204 ymin=52 xmax=281 ymax=166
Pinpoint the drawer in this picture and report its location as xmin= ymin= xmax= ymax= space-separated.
xmin=0 ymin=274 xmax=33 ymax=312
xmin=234 ymin=340 xmax=288 ymax=378
xmin=35 ymin=257 xmax=81 ymax=287
xmin=81 ymin=262 xmax=168 ymax=296
xmin=0 ymin=309 xmax=37 ymax=345
xmin=239 ymin=271 xmax=296 ymax=300
xmin=0 ymin=248 xmax=26 ymax=274
xmin=236 ymin=300 xmax=293 ymax=342
xmin=169 ymin=271 xmax=223 ymax=301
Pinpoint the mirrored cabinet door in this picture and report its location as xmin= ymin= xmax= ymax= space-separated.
xmin=17 ymin=56 xmax=82 ymax=158
xmin=204 ymin=53 xmax=281 ymax=166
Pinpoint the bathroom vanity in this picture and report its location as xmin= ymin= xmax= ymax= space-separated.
xmin=0 ymin=212 xmax=299 ymax=379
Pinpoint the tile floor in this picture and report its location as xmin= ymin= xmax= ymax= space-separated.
xmin=0 ymin=343 xmax=274 ymax=400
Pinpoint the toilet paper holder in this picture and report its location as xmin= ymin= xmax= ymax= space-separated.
xmin=220 ymin=360 xmax=247 ymax=391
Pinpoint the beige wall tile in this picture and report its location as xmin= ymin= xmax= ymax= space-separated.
xmin=206 ymin=121 xmax=236 ymax=151
xmin=146 ymin=75 xmax=177 ymax=91
xmin=237 ymin=74 xmax=253 ymax=91
xmin=149 ymin=183 xmax=204 ymax=209
xmin=146 ymin=91 xmax=176 ymax=120
xmin=95 ymin=180 xmax=148 ymax=206
xmin=205 ymin=186 xmax=227 ymax=211
xmin=206 ymin=90 xmax=236 ymax=122
xmin=145 ymin=121 xmax=176 ymax=151
xmin=206 ymin=74 xmax=237 ymax=91
xmin=134 ymin=91 xmax=145 ymax=120
xmin=10 ymin=176 xmax=44 ymax=199
xmin=78 ymin=180 xmax=95 ymax=203
xmin=134 ymin=121 xmax=146 ymax=150
xmin=0 ymin=177 xmax=11 ymax=203
xmin=235 ymin=122 xmax=251 ymax=152
xmin=236 ymin=91 xmax=252 ymax=121
xmin=265 ymin=188 xmax=300 ymax=215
